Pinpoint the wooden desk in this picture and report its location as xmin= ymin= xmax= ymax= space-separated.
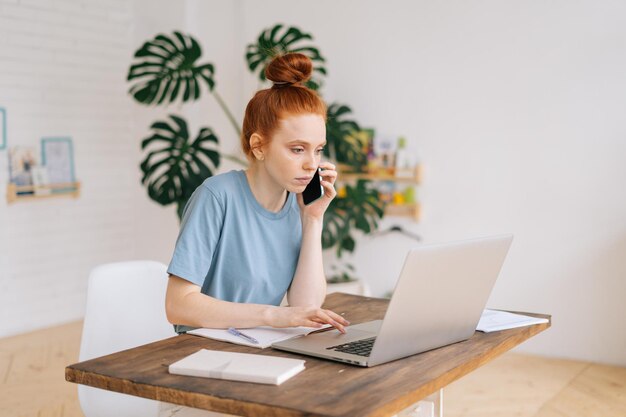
xmin=65 ymin=293 xmax=551 ymax=417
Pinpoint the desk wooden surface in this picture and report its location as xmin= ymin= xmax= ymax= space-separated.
xmin=65 ymin=293 xmax=551 ymax=417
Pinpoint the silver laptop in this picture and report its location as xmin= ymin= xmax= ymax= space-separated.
xmin=272 ymin=234 xmax=513 ymax=367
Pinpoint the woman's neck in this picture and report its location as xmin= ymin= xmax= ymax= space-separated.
xmin=245 ymin=165 xmax=288 ymax=213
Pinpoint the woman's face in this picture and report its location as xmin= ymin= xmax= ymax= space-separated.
xmin=262 ymin=113 xmax=326 ymax=193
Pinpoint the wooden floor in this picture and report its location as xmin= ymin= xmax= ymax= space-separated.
xmin=1 ymin=321 xmax=624 ymax=417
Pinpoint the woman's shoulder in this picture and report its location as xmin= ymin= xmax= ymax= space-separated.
xmin=197 ymin=170 xmax=244 ymax=200
xmin=200 ymin=170 xmax=242 ymax=189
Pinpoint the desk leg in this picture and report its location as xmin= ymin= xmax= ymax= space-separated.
xmin=394 ymin=388 xmax=443 ymax=417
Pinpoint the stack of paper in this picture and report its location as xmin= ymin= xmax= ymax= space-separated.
xmin=477 ymin=309 xmax=549 ymax=333
xmin=168 ymin=349 xmax=305 ymax=385
xmin=188 ymin=325 xmax=331 ymax=348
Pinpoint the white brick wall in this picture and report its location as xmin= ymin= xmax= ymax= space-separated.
xmin=0 ymin=0 xmax=170 ymax=337
xmin=0 ymin=0 xmax=243 ymax=338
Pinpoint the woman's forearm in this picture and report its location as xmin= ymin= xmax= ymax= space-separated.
xmin=287 ymin=216 xmax=327 ymax=307
xmin=166 ymin=285 xmax=346 ymax=331
xmin=166 ymin=277 xmax=275 ymax=328
xmin=166 ymin=275 xmax=348 ymax=332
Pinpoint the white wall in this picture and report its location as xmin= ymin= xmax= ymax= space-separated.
xmin=0 ymin=0 xmax=246 ymax=338
xmin=239 ymin=0 xmax=626 ymax=366
xmin=0 ymin=0 xmax=184 ymax=336
xmin=0 ymin=0 xmax=139 ymax=336
xmin=182 ymin=0 xmax=247 ymax=173
xmin=1 ymin=0 xmax=624 ymax=366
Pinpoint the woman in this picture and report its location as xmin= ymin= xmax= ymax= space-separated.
xmin=165 ymin=52 xmax=350 ymax=338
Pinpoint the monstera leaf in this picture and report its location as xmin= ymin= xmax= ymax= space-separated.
xmin=128 ymin=31 xmax=215 ymax=105
xmin=327 ymin=263 xmax=357 ymax=283
xmin=322 ymin=180 xmax=385 ymax=257
xmin=325 ymin=103 xmax=367 ymax=171
xmin=140 ymin=115 xmax=220 ymax=219
xmin=246 ymin=24 xmax=327 ymax=91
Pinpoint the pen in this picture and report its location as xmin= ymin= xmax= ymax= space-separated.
xmin=227 ymin=327 xmax=259 ymax=344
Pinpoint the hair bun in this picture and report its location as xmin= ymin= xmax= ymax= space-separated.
xmin=265 ymin=53 xmax=312 ymax=86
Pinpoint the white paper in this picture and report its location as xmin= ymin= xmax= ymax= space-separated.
xmin=189 ymin=325 xmax=331 ymax=349
xmin=477 ymin=309 xmax=549 ymax=333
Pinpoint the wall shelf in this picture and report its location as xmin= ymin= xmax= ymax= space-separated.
xmin=384 ymin=202 xmax=421 ymax=221
xmin=337 ymin=165 xmax=422 ymax=221
xmin=6 ymin=181 xmax=81 ymax=203
xmin=338 ymin=165 xmax=422 ymax=185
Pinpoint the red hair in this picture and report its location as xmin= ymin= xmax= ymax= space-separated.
xmin=241 ymin=53 xmax=327 ymax=160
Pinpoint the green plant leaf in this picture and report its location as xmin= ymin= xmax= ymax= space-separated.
xmin=322 ymin=180 xmax=385 ymax=258
xmin=128 ymin=31 xmax=215 ymax=105
xmin=325 ymin=103 xmax=367 ymax=171
xmin=326 ymin=261 xmax=358 ymax=283
xmin=321 ymin=202 xmax=348 ymax=250
xmin=140 ymin=115 xmax=220 ymax=218
xmin=341 ymin=235 xmax=356 ymax=253
xmin=246 ymin=24 xmax=327 ymax=91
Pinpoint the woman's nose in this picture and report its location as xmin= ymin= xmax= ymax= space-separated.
xmin=303 ymin=152 xmax=318 ymax=170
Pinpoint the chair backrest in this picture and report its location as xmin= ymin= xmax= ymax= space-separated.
xmin=78 ymin=260 xmax=175 ymax=417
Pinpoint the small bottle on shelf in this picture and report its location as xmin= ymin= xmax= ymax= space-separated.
xmin=392 ymin=191 xmax=405 ymax=205
xmin=366 ymin=136 xmax=377 ymax=174
xmin=395 ymin=136 xmax=414 ymax=178
xmin=403 ymin=186 xmax=416 ymax=204
xmin=377 ymin=181 xmax=395 ymax=204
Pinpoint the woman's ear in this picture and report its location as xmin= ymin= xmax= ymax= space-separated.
xmin=250 ymin=133 xmax=265 ymax=161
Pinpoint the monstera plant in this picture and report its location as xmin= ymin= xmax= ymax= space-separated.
xmin=246 ymin=25 xmax=327 ymax=91
xmin=127 ymin=32 xmax=215 ymax=105
xmin=128 ymin=25 xmax=385 ymax=280
xmin=140 ymin=115 xmax=220 ymax=219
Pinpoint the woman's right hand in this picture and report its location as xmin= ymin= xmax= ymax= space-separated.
xmin=269 ymin=306 xmax=350 ymax=333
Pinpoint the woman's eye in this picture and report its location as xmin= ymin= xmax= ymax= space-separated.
xmin=291 ymin=148 xmax=304 ymax=154
xmin=316 ymin=148 xmax=325 ymax=155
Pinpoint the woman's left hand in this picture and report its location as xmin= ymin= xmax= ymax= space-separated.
xmin=296 ymin=161 xmax=337 ymax=220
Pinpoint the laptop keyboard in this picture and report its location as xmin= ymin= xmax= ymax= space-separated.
xmin=327 ymin=337 xmax=377 ymax=357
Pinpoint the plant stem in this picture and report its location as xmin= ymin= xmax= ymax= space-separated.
xmin=213 ymin=90 xmax=241 ymax=138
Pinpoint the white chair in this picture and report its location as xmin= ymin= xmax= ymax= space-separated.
xmin=78 ymin=260 xmax=175 ymax=417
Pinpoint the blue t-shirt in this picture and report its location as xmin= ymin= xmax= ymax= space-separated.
xmin=167 ymin=170 xmax=303 ymax=333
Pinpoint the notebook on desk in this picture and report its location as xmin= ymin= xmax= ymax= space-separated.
xmin=272 ymin=234 xmax=514 ymax=367
xmin=188 ymin=324 xmax=331 ymax=348
xmin=168 ymin=349 xmax=305 ymax=385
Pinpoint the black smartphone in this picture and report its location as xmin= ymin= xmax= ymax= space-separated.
xmin=302 ymin=168 xmax=324 ymax=205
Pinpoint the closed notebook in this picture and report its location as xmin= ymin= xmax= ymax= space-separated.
xmin=168 ymin=349 xmax=306 ymax=385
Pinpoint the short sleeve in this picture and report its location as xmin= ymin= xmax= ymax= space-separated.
xmin=167 ymin=185 xmax=225 ymax=287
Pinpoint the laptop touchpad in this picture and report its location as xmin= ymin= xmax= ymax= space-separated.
xmin=304 ymin=328 xmax=375 ymax=346
xmin=349 ymin=320 xmax=383 ymax=333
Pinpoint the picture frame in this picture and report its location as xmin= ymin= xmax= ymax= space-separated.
xmin=0 ymin=107 xmax=6 ymax=150
xmin=8 ymin=146 xmax=37 ymax=187
xmin=41 ymin=137 xmax=75 ymax=184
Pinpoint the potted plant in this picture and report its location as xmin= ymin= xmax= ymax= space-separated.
xmin=127 ymin=24 xmax=386 ymax=286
